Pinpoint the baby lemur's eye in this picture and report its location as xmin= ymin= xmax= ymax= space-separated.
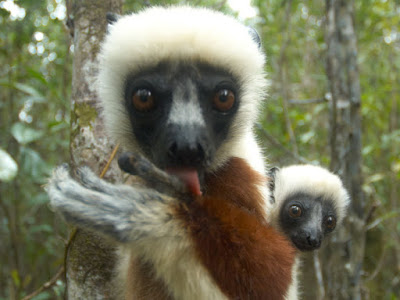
xmin=133 ymin=89 xmax=155 ymax=112
xmin=213 ymin=89 xmax=235 ymax=112
xmin=325 ymin=216 xmax=336 ymax=231
xmin=288 ymin=205 xmax=302 ymax=218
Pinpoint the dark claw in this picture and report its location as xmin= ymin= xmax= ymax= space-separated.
xmin=75 ymin=167 xmax=84 ymax=177
xmin=60 ymin=163 xmax=70 ymax=171
xmin=118 ymin=152 xmax=142 ymax=175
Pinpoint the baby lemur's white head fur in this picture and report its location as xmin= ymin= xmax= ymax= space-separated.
xmin=268 ymin=165 xmax=350 ymax=251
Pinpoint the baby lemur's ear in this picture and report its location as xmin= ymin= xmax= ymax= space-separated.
xmin=267 ymin=167 xmax=280 ymax=203
xmin=106 ymin=12 xmax=120 ymax=25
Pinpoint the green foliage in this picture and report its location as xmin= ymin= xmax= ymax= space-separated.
xmin=0 ymin=0 xmax=398 ymax=298
xmin=0 ymin=0 xmax=70 ymax=298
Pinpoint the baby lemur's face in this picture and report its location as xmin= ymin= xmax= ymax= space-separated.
xmin=268 ymin=164 xmax=349 ymax=252
xmin=279 ymin=193 xmax=337 ymax=251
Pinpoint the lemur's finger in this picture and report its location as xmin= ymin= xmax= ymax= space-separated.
xmin=75 ymin=165 xmax=150 ymax=200
xmin=49 ymin=181 xmax=136 ymax=243
xmin=76 ymin=166 xmax=118 ymax=195
xmin=118 ymin=152 xmax=187 ymax=197
xmin=49 ymin=166 xmax=130 ymax=214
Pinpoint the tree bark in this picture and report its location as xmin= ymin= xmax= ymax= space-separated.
xmin=323 ymin=0 xmax=366 ymax=299
xmin=65 ymin=0 xmax=123 ymax=298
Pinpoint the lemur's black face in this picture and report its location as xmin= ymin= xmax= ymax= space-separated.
xmin=124 ymin=61 xmax=240 ymax=194
xmin=279 ymin=193 xmax=337 ymax=251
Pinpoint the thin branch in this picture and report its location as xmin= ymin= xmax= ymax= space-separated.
xmin=99 ymin=143 xmax=120 ymax=178
xmin=365 ymin=200 xmax=380 ymax=224
xmin=366 ymin=210 xmax=400 ymax=231
xmin=255 ymin=123 xmax=311 ymax=164
xmin=20 ymin=267 xmax=65 ymax=300
xmin=365 ymin=247 xmax=386 ymax=282
xmin=288 ymin=98 xmax=328 ymax=105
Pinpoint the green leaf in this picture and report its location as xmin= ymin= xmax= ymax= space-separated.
xmin=11 ymin=122 xmax=44 ymax=145
xmin=21 ymin=95 xmax=47 ymax=104
xmin=362 ymin=145 xmax=374 ymax=156
xmin=0 ymin=82 xmax=46 ymax=103
xmin=300 ymin=131 xmax=315 ymax=144
xmin=14 ymin=83 xmax=43 ymax=98
xmin=20 ymin=147 xmax=49 ymax=182
xmin=11 ymin=269 xmax=20 ymax=288
xmin=27 ymin=68 xmax=48 ymax=85
xmin=31 ymin=224 xmax=53 ymax=234
xmin=48 ymin=121 xmax=69 ymax=133
xmin=0 ymin=148 xmax=18 ymax=182
xmin=29 ymin=192 xmax=49 ymax=205
xmin=366 ymin=173 xmax=385 ymax=184
xmin=31 ymin=291 xmax=51 ymax=300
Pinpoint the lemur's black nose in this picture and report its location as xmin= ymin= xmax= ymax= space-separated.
xmin=307 ymin=234 xmax=321 ymax=249
xmin=167 ymin=125 xmax=206 ymax=166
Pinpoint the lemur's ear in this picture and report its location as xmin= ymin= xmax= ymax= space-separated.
xmin=106 ymin=12 xmax=120 ymax=25
xmin=267 ymin=167 xmax=280 ymax=204
xmin=268 ymin=167 xmax=280 ymax=179
xmin=247 ymin=26 xmax=262 ymax=49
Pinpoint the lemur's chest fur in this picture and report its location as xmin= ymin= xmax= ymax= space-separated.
xmin=126 ymin=158 xmax=295 ymax=300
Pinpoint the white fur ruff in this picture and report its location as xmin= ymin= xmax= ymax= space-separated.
xmin=97 ymin=6 xmax=269 ymax=173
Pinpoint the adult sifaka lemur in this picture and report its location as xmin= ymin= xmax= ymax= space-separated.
xmin=48 ymin=6 xmax=300 ymax=300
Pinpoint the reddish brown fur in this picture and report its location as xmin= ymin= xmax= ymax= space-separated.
xmin=177 ymin=157 xmax=295 ymax=300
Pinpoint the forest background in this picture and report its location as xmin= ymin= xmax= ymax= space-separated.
xmin=0 ymin=0 xmax=399 ymax=299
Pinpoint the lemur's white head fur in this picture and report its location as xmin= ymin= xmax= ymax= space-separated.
xmin=96 ymin=6 xmax=268 ymax=172
xmin=269 ymin=165 xmax=350 ymax=226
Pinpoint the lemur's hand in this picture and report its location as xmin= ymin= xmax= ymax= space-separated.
xmin=47 ymin=158 xmax=185 ymax=244
xmin=118 ymin=152 xmax=188 ymax=198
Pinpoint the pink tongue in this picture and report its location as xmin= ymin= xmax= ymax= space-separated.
xmin=166 ymin=168 xmax=202 ymax=196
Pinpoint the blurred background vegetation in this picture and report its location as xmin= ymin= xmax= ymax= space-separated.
xmin=0 ymin=0 xmax=399 ymax=299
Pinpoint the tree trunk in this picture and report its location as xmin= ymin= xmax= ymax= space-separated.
xmin=322 ymin=0 xmax=366 ymax=299
xmin=65 ymin=0 xmax=123 ymax=298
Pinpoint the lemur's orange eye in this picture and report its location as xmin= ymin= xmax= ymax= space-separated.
xmin=132 ymin=89 xmax=155 ymax=112
xmin=289 ymin=205 xmax=302 ymax=218
xmin=213 ymin=89 xmax=235 ymax=112
xmin=325 ymin=216 xmax=336 ymax=231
